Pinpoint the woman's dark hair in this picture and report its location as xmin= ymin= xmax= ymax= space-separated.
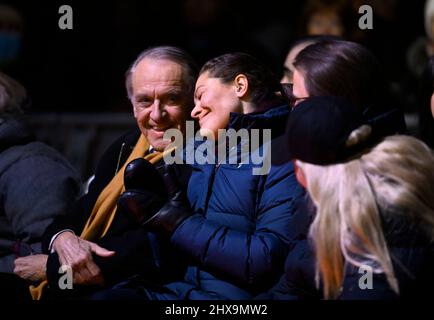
xmin=200 ymin=52 xmax=284 ymax=108
xmin=294 ymin=40 xmax=387 ymax=112
xmin=418 ymin=56 xmax=434 ymax=148
xmin=286 ymin=34 xmax=342 ymax=55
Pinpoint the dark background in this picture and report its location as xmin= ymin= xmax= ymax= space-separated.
xmin=1 ymin=0 xmax=427 ymax=114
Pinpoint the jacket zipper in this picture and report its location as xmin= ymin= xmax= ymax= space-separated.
xmin=114 ymin=142 xmax=126 ymax=176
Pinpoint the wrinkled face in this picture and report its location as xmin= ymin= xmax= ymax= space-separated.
xmin=131 ymin=58 xmax=189 ymax=151
xmin=307 ymin=11 xmax=344 ymax=37
xmin=191 ymin=72 xmax=242 ymax=139
xmin=292 ymin=69 xmax=310 ymax=106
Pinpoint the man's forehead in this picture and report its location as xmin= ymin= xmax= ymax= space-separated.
xmin=134 ymin=58 xmax=184 ymax=79
xmin=134 ymin=82 xmax=184 ymax=96
xmin=132 ymin=63 xmax=185 ymax=91
xmin=130 ymin=58 xmax=190 ymax=97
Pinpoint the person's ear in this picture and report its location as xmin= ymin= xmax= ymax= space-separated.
xmin=234 ymin=74 xmax=248 ymax=98
xmin=294 ymin=160 xmax=307 ymax=189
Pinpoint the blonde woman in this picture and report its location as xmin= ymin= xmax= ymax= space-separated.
xmin=264 ymin=96 xmax=434 ymax=300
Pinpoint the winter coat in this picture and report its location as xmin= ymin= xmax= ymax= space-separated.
xmin=260 ymin=202 xmax=434 ymax=300
xmin=146 ymin=105 xmax=311 ymax=300
xmin=0 ymin=118 xmax=81 ymax=273
xmin=41 ymin=128 xmax=189 ymax=297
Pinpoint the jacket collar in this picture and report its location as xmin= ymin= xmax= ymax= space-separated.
xmin=227 ymin=105 xmax=289 ymax=138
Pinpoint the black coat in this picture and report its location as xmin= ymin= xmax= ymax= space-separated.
xmin=41 ymin=128 xmax=189 ymax=298
xmin=259 ymin=200 xmax=434 ymax=300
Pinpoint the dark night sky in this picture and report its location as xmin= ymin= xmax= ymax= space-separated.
xmin=1 ymin=0 xmax=426 ymax=113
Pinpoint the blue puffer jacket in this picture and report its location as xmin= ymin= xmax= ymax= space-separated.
xmin=147 ymin=105 xmax=310 ymax=300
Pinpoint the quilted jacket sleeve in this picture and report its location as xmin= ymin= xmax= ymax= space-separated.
xmin=171 ymin=161 xmax=310 ymax=291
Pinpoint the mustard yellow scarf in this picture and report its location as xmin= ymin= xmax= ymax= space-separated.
xmin=30 ymin=134 xmax=168 ymax=299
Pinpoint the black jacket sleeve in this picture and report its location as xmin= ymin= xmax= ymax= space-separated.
xmin=43 ymin=128 xmax=187 ymax=295
xmin=41 ymin=128 xmax=140 ymax=253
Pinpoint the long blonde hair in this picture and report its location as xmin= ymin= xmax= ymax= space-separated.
xmin=299 ymin=135 xmax=434 ymax=299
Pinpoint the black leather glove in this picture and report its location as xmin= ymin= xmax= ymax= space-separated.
xmin=117 ymin=158 xmax=167 ymax=224
xmin=142 ymin=164 xmax=193 ymax=235
xmin=123 ymin=158 xmax=167 ymax=194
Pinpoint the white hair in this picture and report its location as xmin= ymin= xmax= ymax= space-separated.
xmin=125 ymin=46 xmax=197 ymax=100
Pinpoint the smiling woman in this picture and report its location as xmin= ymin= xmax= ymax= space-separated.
xmin=90 ymin=52 xmax=310 ymax=301
xmin=191 ymin=52 xmax=289 ymax=139
xmin=192 ymin=73 xmax=243 ymax=139
xmin=113 ymin=52 xmax=311 ymax=300
xmin=164 ymin=52 xmax=295 ymax=172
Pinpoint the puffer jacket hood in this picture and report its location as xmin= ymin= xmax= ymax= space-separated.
xmin=227 ymin=104 xmax=289 ymax=136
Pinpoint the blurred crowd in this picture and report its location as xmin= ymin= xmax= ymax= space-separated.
xmin=0 ymin=0 xmax=428 ymax=113
xmin=0 ymin=0 xmax=434 ymax=303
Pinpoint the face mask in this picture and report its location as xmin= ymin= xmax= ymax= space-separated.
xmin=0 ymin=31 xmax=21 ymax=63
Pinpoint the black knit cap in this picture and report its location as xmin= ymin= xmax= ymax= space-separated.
xmin=272 ymin=96 xmax=369 ymax=165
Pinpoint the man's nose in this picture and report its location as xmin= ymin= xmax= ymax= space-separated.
xmin=150 ymin=100 xmax=165 ymax=122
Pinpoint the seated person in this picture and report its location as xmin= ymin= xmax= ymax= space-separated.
xmin=92 ymin=52 xmax=310 ymax=300
xmin=263 ymin=96 xmax=434 ymax=299
xmin=290 ymin=39 xmax=406 ymax=139
xmin=0 ymin=72 xmax=80 ymax=292
xmin=14 ymin=46 xmax=198 ymax=299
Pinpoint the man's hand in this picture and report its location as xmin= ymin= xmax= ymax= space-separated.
xmin=52 ymin=232 xmax=115 ymax=285
xmin=14 ymin=254 xmax=48 ymax=282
